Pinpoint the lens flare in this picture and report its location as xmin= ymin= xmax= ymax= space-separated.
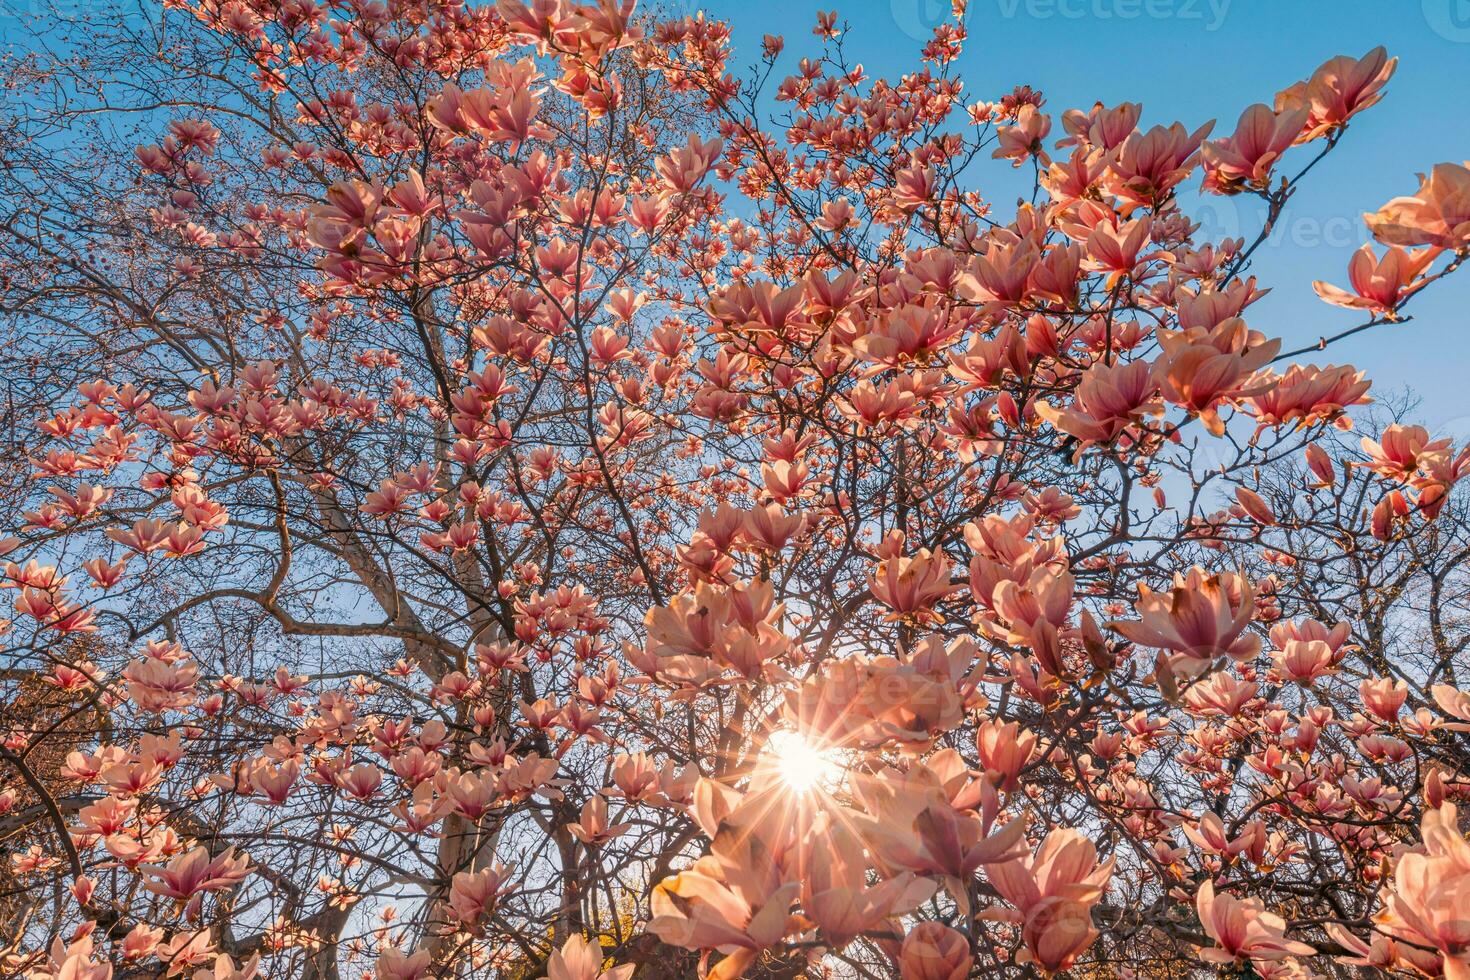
xmin=765 ymin=729 xmax=839 ymax=793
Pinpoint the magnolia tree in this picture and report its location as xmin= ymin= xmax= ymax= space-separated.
xmin=2 ymin=0 xmax=1470 ymax=976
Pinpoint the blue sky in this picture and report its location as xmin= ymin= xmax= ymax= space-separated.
xmin=698 ymin=0 xmax=1470 ymax=434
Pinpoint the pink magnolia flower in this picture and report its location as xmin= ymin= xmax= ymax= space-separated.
xmin=898 ymin=922 xmax=972 ymax=980
xmin=868 ymin=548 xmax=958 ymax=621
xmin=1376 ymin=803 xmax=1470 ymax=979
xmin=990 ymin=565 xmax=1075 ymax=677
xmin=853 ymin=761 xmax=1028 ymax=909
xmin=1202 ymin=103 xmax=1309 ymax=191
xmin=121 ymin=655 xmax=199 ymax=712
xmin=1366 ymin=161 xmax=1470 ymax=249
xmin=1270 ymin=639 xmax=1341 ymax=685
xmin=1106 ymin=120 xmax=1214 ymax=207
xmin=1034 ymin=358 xmax=1161 ymax=447
xmin=993 ymin=105 xmax=1052 ymax=167
xmin=1275 ymin=46 xmax=1396 ymax=142
xmin=1195 ymin=880 xmax=1314 ymax=966
xmin=1183 ymin=812 xmax=1266 ymax=863
xmin=157 ymin=931 xmax=218 ymax=973
xmin=250 ymin=758 xmax=300 ymax=805
xmin=374 ymin=947 xmax=433 ymax=980
xmin=1153 ymin=318 xmax=1280 ymax=435
xmin=31 ymin=933 xmax=113 ymax=980
xmin=140 ymin=845 xmax=252 ymax=900
xmin=336 ymin=762 xmax=382 ymax=801
xmin=990 ymin=828 xmax=1114 ymax=914
xmin=656 ymin=135 xmax=723 ymax=195
xmin=648 ymin=800 xmax=803 ymax=979
xmin=893 ymin=162 xmax=937 ymax=213
xmin=801 ymin=816 xmax=937 ymax=947
xmin=446 ymin=864 xmax=517 ymax=933
xmin=1314 ymin=243 xmax=1435 ymax=314
xmin=1108 ymin=568 xmax=1261 ymax=676
xmin=1432 ymin=684 xmax=1470 ymax=730
xmin=119 ymin=923 xmax=163 ymax=961
xmin=1021 ymin=897 xmax=1105 ymax=974
xmin=1359 ymin=676 xmax=1408 ymax=722
xmin=567 ymin=794 xmax=631 ymax=846
xmin=974 ymin=720 xmax=1037 ymax=792
xmin=1358 ymin=424 xmax=1451 ymax=482
xmin=546 ymin=935 xmax=634 ymax=980
xmin=190 ymin=953 xmax=262 ymax=980
xmin=1325 ymin=922 xmax=1440 ymax=977
xmin=989 ymin=828 xmax=1114 ymax=972
xmin=783 ymin=642 xmax=972 ymax=751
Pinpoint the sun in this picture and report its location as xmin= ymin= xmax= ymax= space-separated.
xmin=764 ymin=729 xmax=840 ymax=794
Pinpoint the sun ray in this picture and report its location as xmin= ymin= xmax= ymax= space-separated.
xmin=764 ymin=729 xmax=840 ymax=793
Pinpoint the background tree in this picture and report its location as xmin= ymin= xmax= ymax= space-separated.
xmin=2 ymin=1 xmax=1470 ymax=978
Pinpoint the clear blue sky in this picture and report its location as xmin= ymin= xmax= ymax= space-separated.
xmin=697 ymin=0 xmax=1470 ymax=436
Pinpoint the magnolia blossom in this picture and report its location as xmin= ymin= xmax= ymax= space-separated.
xmin=1109 ymin=568 xmax=1260 ymax=676
xmin=1314 ymin=242 xmax=1435 ymax=313
xmin=546 ymin=935 xmax=634 ymax=980
xmin=1366 ymin=161 xmax=1470 ymax=249
xmin=853 ymin=761 xmax=1029 ymax=908
xmin=1195 ymin=881 xmax=1314 ymax=966
xmin=868 ymin=548 xmax=958 ymax=621
xmin=898 ymin=922 xmax=972 ymax=980
xmin=139 ymin=846 xmax=252 ymax=901
xmin=445 ymin=864 xmax=516 ymax=933
xmin=1375 ymin=803 xmax=1470 ymax=979
xmin=374 ymin=948 xmax=433 ymax=980
xmin=801 ymin=816 xmax=937 ymax=946
xmin=4 ymin=8 xmax=1469 ymax=980
xmin=649 ymin=780 xmax=806 ymax=978
xmin=1274 ymin=46 xmax=1396 ymax=141
xmin=1201 ymin=103 xmax=1308 ymax=190
xmin=989 ymin=829 xmax=1114 ymax=972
